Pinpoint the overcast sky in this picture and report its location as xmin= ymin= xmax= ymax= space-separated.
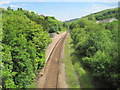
xmin=0 ymin=0 xmax=119 ymax=21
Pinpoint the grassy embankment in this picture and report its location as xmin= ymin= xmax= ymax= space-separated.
xmin=64 ymin=33 xmax=94 ymax=88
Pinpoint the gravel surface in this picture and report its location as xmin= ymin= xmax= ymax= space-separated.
xmin=36 ymin=31 xmax=68 ymax=88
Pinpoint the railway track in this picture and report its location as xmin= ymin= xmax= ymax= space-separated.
xmin=36 ymin=31 xmax=68 ymax=88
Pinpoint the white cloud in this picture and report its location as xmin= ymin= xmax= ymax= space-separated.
xmin=0 ymin=1 xmax=11 ymax=5
xmin=10 ymin=4 xmax=18 ymax=7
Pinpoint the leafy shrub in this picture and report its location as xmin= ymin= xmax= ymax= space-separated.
xmin=70 ymin=18 xmax=119 ymax=88
xmin=2 ymin=8 xmax=51 ymax=88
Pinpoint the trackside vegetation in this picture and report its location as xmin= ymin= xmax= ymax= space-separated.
xmin=70 ymin=16 xmax=119 ymax=88
xmin=1 ymin=7 xmax=68 ymax=88
xmin=64 ymin=34 xmax=94 ymax=88
xmin=2 ymin=8 xmax=50 ymax=88
xmin=1 ymin=6 xmax=119 ymax=89
xmin=64 ymin=34 xmax=80 ymax=88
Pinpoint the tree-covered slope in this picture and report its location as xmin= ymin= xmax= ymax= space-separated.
xmin=5 ymin=7 xmax=68 ymax=33
xmin=83 ymin=8 xmax=119 ymax=20
xmin=65 ymin=8 xmax=119 ymax=23
xmin=1 ymin=7 xmax=67 ymax=88
xmin=21 ymin=9 xmax=67 ymax=33
xmin=69 ymin=8 xmax=119 ymax=88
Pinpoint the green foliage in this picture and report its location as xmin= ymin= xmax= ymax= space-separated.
xmin=82 ymin=8 xmax=119 ymax=20
xmin=7 ymin=6 xmax=13 ymax=11
xmin=2 ymin=8 xmax=51 ymax=88
xmin=70 ymin=17 xmax=119 ymax=88
xmin=45 ymin=16 xmax=66 ymax=33
xmin=23 ymin=10 xmax=48 ymax=31
xmin=64 ymin=34 xmax=94 ymax=88
xmin=64 ymin=34 xmax=80 ymax=88
xmin=22 ymin=10 xmax=67 ymax=33
xmin=3 ymin=7 xmax=67 ymax=34
xmin=94 ymin=8 xmax=119 ymax=20
xmin=1 ymin=6 xmax=67 ymax=88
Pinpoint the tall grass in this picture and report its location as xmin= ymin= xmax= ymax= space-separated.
xmin=64 ymin=33 xmax=94 ymax=88
xmin=72 ymin=54 xmax=94 ymax=88
xmin=64 ymin=34 xmax=80 ymax=88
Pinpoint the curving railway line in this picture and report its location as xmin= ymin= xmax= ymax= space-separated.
xmin=36 ymin=31 xmax=68 ymax=88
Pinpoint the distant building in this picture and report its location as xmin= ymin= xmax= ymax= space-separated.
xmin=40 ymin=14 xmax=45 ymax=17
xmin=49 ymin=33 xmax=57 ymax=38
xmin=96 ymin=18 xmax=117 ymax=23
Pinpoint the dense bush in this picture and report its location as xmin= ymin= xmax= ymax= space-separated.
xmin=21 ymin=10 xmax=67 ymax=33
xmin=1 ymin=8 xmax=51 ymax=88
xmin=70 ymin=18 xmax=119 ymax=88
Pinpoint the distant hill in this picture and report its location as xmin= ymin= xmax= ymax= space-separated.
xmin=64 ymin=18 xmax=79 ymax=22
xmin=68 ymin=7 xmax=119 ymax=23
xmin=82 ymin=7 xmax=119 ymax=20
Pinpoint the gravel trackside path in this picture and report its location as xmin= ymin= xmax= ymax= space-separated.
xmin=36 ymin=31 xmax=68 ymax=88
